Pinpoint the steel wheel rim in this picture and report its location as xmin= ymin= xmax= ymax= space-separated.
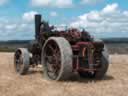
xmin=44 ymin=41 xmax=61 ymax=80
xmin=14 ymin=50 xmax=24 ymax=72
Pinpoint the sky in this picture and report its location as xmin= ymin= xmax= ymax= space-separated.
xmin=0 ymin=0 xmax=128 ymax=40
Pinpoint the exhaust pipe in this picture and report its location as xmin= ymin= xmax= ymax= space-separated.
xmin=35 ymin=14 xmax=42 ymax=40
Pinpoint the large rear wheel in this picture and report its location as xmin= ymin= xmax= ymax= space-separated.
xmin=42 ymin=37 xmax=73 ymax=81
xmin=79 ymin=47 xmax=109 ymax=80
xmin=93 ymin=47 xmax=109 ymax=79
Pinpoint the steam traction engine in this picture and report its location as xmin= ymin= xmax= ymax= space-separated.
xmin=14 ymin=14 xmax=109 ymax=81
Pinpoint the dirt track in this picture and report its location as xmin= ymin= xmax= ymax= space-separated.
xmin=0 ymin=53 xmax=128 ymax=96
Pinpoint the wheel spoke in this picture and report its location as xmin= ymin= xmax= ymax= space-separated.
xmin=53 ymin=45 xmax=58 ymax=54
xmin=44 ymin=43 xmax=61 ymax=79
xmin=47 ymin=44 xmax=54 ymax=52
xmin=15 ymin=51 xmax=24 ymax=72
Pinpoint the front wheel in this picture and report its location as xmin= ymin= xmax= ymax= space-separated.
xmin=14 ymin=48 xmax=30 ymax=75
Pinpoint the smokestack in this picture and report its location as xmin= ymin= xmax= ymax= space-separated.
xmin=35 ymin=14 xmax=41 ymax=40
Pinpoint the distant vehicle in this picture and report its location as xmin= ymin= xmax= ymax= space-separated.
xmin=14 ymin=14 xmax=109 ymax=81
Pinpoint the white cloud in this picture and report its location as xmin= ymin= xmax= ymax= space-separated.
xmin=55 ymin=0 xmax=73 ymax=8
xmin=31 ymin=0 xmax=52 ymax=7
xmin=50 ymin=11 xmax=58 ymax=17
xmin=0 ymin=11 xmax=40 ymax=40
xmin=102 ymin=3 xmax=119 ymax=14
xmin=0 ymin=17 xmax=35 ymax=40
xmin=31 ymin=0 xmax=73 ymax=8
xmin=70 ymin=3 xmax=128 ymax=33
xmin=81 ymin=0 xmax=103 ymax=5
xmin=22 ymin=11 xmax=38 ymax=22
xmin=5 ymin=24 xmax=17 ymax=30
xmin=0 ymin=0 xmax=8 ymax=6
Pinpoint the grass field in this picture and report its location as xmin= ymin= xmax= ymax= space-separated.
xmin=0 ymin=52 xmax=128 ymax=96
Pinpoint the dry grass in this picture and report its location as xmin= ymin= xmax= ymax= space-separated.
xmin=0 ymin=53 xmax=128 ymax=96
